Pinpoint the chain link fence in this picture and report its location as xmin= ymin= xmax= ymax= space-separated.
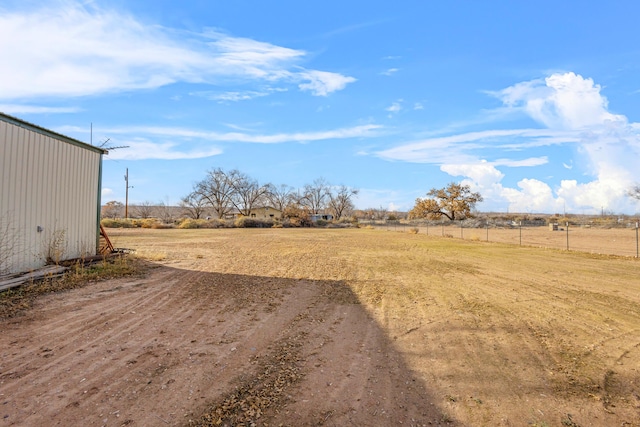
xmin=362 ymin=219 xmax=640 ymax=258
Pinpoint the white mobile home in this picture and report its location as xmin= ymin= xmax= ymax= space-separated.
xmin=0 ymin=113 xmax=107 ymax=274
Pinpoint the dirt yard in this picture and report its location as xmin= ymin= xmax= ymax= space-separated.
xmin=1 ymin=228 xmax=639 ymax=426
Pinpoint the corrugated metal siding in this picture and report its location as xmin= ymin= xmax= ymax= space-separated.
xmin=0 ymin=119 xmax=102 ymax=274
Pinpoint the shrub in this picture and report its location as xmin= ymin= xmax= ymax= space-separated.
xmin=151 ymin=222 xmax=174 ymax=229
xmin=178 ymin=218 xmax=208 ymax=229
xmin=409 ymin=227 xmax=419 ymax=234
xmin=138 ymin=219 xmax=159 ymax=229
xmin=234 ymin=217 xmax=274 ymax=228
xmin=234 ymin=217 xmax=248 ymax=228
xmin=101 ymin=219 xmax=136 ymax=228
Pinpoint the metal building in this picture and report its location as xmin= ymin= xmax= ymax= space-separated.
xmin=0 ymin=113 xmax=107 ymax=275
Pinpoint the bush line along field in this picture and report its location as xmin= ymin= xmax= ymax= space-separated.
xmin=107 ymin=227 xmax=640 ymax=426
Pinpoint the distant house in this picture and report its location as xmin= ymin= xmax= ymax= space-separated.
xmin=235 ymin=206 xmax=282 ymax=220
xmin=310 ymin=213 xmax=334 ymax=222
xmin=0 ymin=112 xmax=107 ymax=274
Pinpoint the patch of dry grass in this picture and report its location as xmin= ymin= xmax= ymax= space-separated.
xmin=0 ymin=255 xmax=145 ymax=318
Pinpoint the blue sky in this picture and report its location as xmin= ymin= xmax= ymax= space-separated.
xmin=2 ymin=0 xmax=640 ymax=214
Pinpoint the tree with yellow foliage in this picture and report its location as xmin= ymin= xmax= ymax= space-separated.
xmin=409 ymin=182 xmax=483 ymax=221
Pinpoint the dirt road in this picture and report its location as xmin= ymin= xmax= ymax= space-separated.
xmin=0 ymin=264 xmax=443 ymax=426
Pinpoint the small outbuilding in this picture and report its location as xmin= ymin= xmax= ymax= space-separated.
xmin=0 ymin=113 xmax=107 ymax=275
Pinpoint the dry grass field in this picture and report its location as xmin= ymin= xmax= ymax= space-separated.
xmin=377 ymin=223 xmax=640 ymax=257
xmin=1 ymin=227 xmax=639 ymax=426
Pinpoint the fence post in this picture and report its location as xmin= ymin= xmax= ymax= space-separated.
xmin=519 ymin=221 xmax=522 ymax=246
xmin=460 ymin=221 xmax=463 ymax=239
xmin=486 ymin=222 xmax=489 ymax=242
xmin=426 ymin=221 xmax=429 ymax=236
xmin=566 ymin=221 xmax=569 ymax=251
xmin=636 ymin=221 xmax=640 ymax=258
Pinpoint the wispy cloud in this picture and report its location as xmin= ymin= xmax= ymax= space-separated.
xmin=0 ymin=1 xmax=355 ymax=100
xmin=190 ymin=87 xmax=287 ymax=103
xmin=106 ymin=139 xmax=224 ymax=161
xmin=320 ymin=20 xmax=389 ymax=39
xmin=377 ymin=128 xmax=570 ymax=164
xmin=0 ymin=104 xmax=81 ymax=114
xmin=102 ymin=124 xmax=382 ymax=144
xmin=59 ymin=123 xmax=383 ymax=159
xmin=381 ymin=68 xmax=399 ymax=76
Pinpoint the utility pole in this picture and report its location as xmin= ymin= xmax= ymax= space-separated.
xmin=125 ymin=168 xmax=133 ymax=219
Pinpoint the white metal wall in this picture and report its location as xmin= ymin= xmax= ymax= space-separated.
xmin=0 ymin=116 xmax=103 ymax=274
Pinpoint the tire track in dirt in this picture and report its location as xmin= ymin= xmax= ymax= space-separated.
xmin=1 ymin=269 xmax=185 ymax=381
xmin=1 ymin=269 xmax=210 ymax=425
xmin=5 ymin=265 xmax=404 ymax=426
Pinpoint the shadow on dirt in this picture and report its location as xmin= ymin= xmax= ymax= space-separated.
xmin=172 ymin=266 xmax=454 ymax=426
xmin=0 ymin=262 xmax=456 ymax=426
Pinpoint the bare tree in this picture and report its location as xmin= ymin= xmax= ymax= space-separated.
xmin=328 ymin=185 xmax=359 ymax=220
xmin=157 ymin=199 xmax=175 ymax=224
xmin=266 ymin=183 xmax=295 ymax=212
xmin=101 ymin=201 xmax=123 ymax=219
xmin=301 ymin=178 xmax=331 ymax=214
xmin=180 ymin=191 xmax=208 ymax=219
xmin=134 ymin=201 xmax=154 ymax=219
xmin=228 ymin=170 xmax=270 ymax=216
xmin=629 ymin=184 xmax=640 ymax=201
xmin=362 ymin=206 xmax=387 ymax=221
xmin=194 ymin=168 xmax=235 ymax=219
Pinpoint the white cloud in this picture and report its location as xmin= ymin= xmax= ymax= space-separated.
xmin=61 ymin=123 xmax=382 ymax=160
xmin=101 ymin=188 xmax=114 ymax=198
xmin=381 ymin=68 xmax=399 ymax=76
xmin=501 ymin=179 xmax=562 ymax=213
xmin=297 ymin=70 xmax=357 ymax=96
xmin=376 ymin=129 xmax=563 ymax=165
xmin=0 ymin=1 xmax=355 ymax=100
xmin=441 ymin=162 xmax=505 ymax=188
xmin=0 ymin=104 xmax=80 ymax=114
xmin=354 ymin=188 xmax=417 ymax=211
xmin=190 ymin=88 xmax=288 ymax=102
xmin=492 ymin=72 xmax=625 ymax=130
xmin=413 ymin=102 xmax=424 ymax=110
xmin=378 ymin=72 xmax=640 ymax=213
xmin=96 ymin=123 xmax=382 ymax=144
xmin=106 ymin=139 xmax=223 ymax=160
xmin=385 ymin=100 xmax=403 ymax=116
